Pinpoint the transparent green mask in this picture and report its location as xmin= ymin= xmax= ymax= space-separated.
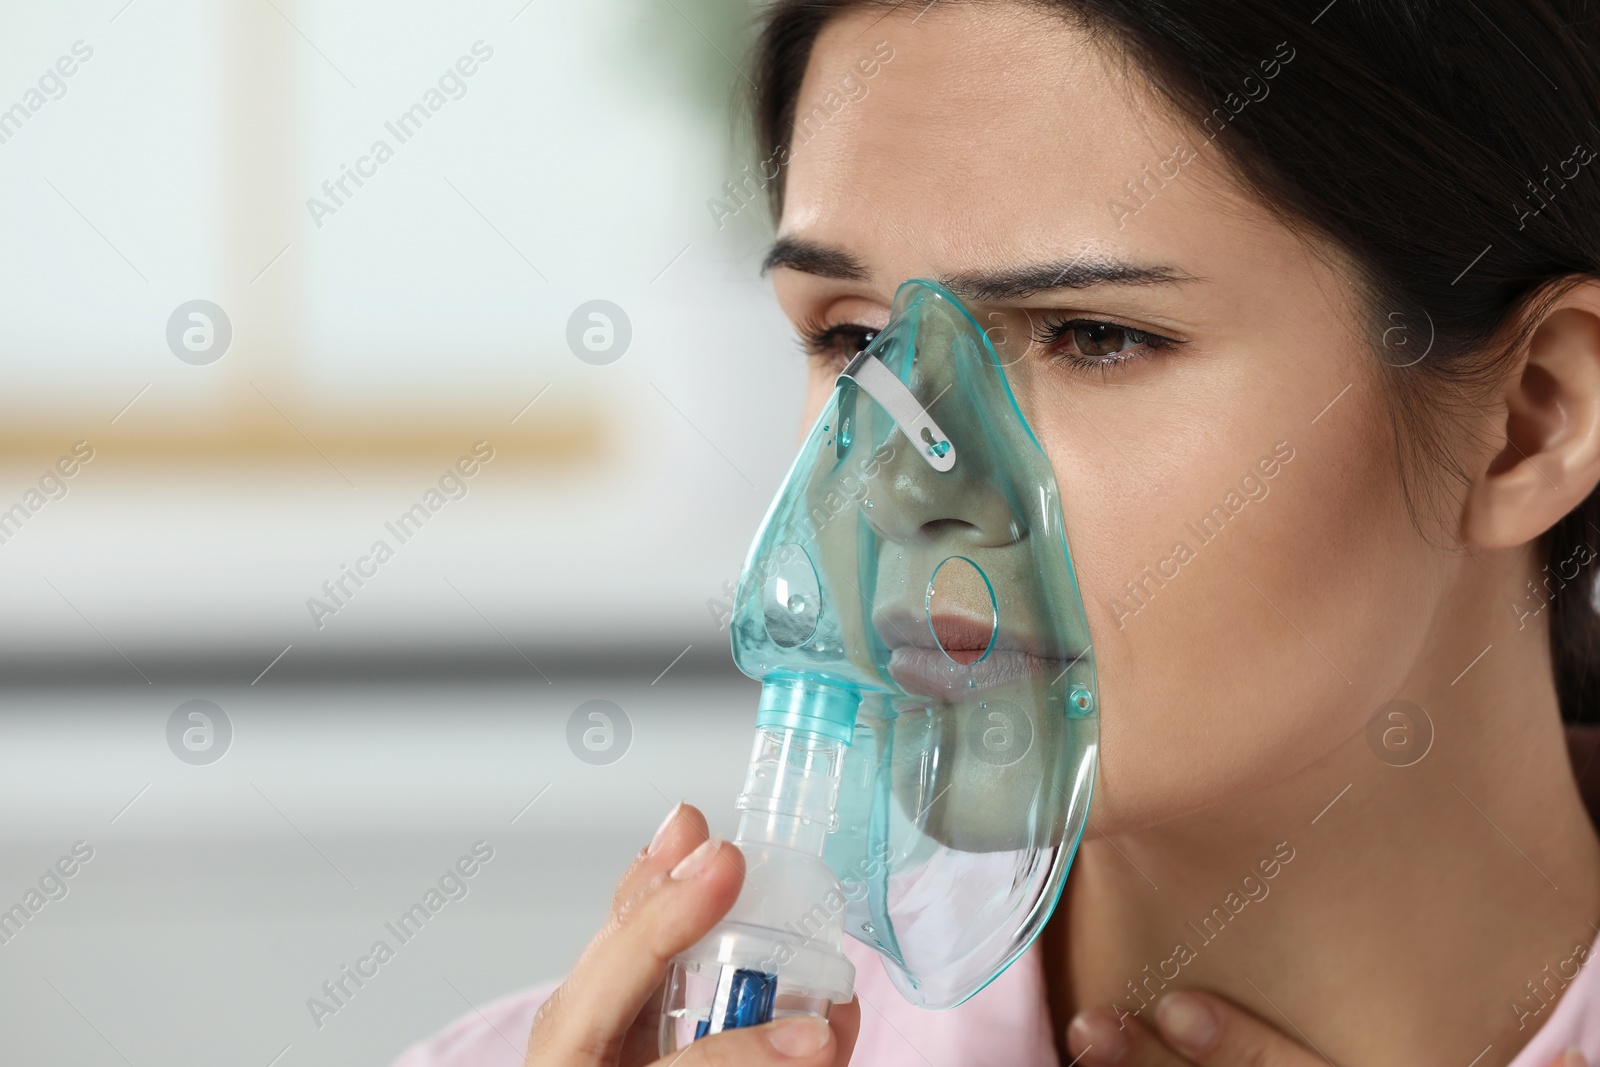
xmin=662 ymin=279 xmax=1098 ymax=1050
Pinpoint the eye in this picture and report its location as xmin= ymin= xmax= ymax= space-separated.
xmin=797 ymin=320 xmax=878 ymax=373
xmin=1032 ymin=316 xmax=1184 ymax=377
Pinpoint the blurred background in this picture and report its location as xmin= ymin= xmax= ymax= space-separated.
xmin=0 ymin=2 xmax=800 ymax=1063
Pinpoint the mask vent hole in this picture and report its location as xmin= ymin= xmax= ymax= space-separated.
xmin=926 ymin=556 xmax=997 ymax=666
xmin=763 ymin=544 xmax=821 ymax=649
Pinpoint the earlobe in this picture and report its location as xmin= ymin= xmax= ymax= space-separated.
xmin=1462 ymin=282 xmax=1600 ymax=550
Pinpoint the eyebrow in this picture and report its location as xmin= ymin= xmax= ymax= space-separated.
xmin=761 ymin=237 xmax=1198 ymax=299
xmin=761 ymin=237 xmax=871 ymax=280
xmin=942 ymin=258 xmax=1199 ymax=301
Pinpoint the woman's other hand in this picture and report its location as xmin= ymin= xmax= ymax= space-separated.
xmin=523 ymin=802 xmax=861 ymax=1067
xmin=1068 ymin=993 xmax=1588 ymax=1067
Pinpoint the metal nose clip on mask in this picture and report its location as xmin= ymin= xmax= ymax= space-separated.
xmin=661 ymin=279 xmax=1099 ymax=1053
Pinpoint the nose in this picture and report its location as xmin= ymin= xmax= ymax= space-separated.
xmin=859 ymin=418 xmax=1024 ymax=546
xmin=847 ymin=299 xmax=1026 ymax=549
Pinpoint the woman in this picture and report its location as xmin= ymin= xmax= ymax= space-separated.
xmin=397 ymin=1 xmax=1600 ymax=1064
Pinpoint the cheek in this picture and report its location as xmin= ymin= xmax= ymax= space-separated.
xmin=797 ymin=366 xmax=840 ymax=443
xmin=1043 ymin=373 xmax=1445 ymax=831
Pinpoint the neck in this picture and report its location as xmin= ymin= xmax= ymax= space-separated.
xmin=1054 ymin=561 xmax=1600 ymax=1066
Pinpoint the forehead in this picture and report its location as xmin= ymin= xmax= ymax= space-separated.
xmin=780 ymin=4 xmax=1253 ymax=273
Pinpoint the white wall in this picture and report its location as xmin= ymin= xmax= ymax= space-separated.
xmin=0 ymin=0 xmax=804 ymax=665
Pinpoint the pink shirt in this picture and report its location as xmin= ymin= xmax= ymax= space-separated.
xmin=389 ymin=928 xmax=1600 ymax=1066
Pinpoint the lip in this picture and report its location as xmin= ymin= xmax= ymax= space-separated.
xmin=873 ymin=610 xmax=1068 ymax=699
xmin=886 ymin=645 xmax=1065 ymax=698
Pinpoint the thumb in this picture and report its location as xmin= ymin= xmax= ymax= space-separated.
xmin=1152 ymin=990 xmax=1331 ymax=1065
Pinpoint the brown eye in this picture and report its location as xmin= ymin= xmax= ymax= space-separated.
xmin=1032 ymin=315 xmax=1181 ymax=377
xmin=1073 ymin=322 xmax=1141 ymax=357
xmin=801 ymin=324 xmax=878 ymax=368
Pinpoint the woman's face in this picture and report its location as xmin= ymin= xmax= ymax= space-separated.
xmin=769 ymin=3 xmax=1456 ymax=833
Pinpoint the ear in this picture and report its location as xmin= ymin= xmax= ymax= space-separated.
xmin=1462 ymin=279 xmax=1600 ymax=550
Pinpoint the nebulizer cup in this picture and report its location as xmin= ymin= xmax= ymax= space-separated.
xmin=658 ymin=678 xmax=859 ymax=1049
xmin=661 ymin=280 xmax=1099 ymax=1052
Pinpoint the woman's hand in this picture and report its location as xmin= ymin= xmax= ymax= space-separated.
xmin=1069 ymin=996 xmax=1589 ymax=1067
xmin=524 ymin=802 xmax=860 ymax=1067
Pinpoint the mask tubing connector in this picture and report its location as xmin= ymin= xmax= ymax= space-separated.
xmin=755 ymin=675 xmax=861 ymax=746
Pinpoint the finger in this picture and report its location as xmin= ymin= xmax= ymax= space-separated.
xmin=650 ymin=1016 xmax=838 ymax=1067
xmin=608 ymin=806 xmax=714 ymax=1065
xmin=612 ymin=802 xmax=711 ymax=908
xmin=616 ymin=977 xmax=666 ymax=1065
xmin=1152 ymin=991 xmax=1330 ymax=1066
xmin=526 ymin=837 xmax=744 ymax=1066
xmin=827 ymin=997 xmax=861 ymax=1067
xmin=1548 ymin=1051 xmax=1589 ymax=1067
xmin=1067 ymin=1005 xmax=1187 ymax=1067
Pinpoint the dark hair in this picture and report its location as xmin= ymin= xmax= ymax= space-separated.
xmin=750 ymin=0 xmax=1600 ymax=721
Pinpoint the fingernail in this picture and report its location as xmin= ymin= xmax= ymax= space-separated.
xmin=647 ymin=801 xmax=683 ymax=856
xmin=767 ymin=1016 xmax=830 ymax=1057
xmin=1156 ymin=992 xmax=1219 ymax=1054
xmin=670 ymin=836 xmax=720 ymax=880
xmin=1564 ymin=1048 xmax=1587 ymax=1067
xmin=1066 ymin=1008 xmax=1128 ymax=1065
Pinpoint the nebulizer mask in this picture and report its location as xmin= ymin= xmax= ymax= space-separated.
xmin=661 ymin=279 xmax=1099 ymax=1052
